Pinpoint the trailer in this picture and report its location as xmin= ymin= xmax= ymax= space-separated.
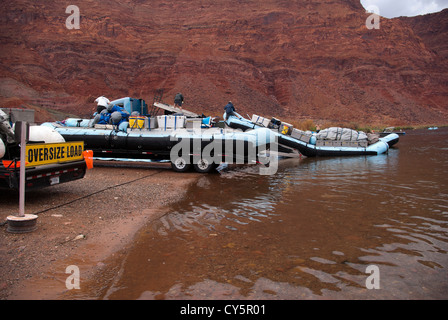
xmin=41 ymin=97 xmax=277 ymax=173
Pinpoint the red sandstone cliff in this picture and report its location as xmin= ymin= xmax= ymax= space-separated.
xmin=0 ymin=0 xmax=447 ymax=125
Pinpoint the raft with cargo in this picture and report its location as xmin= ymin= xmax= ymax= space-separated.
xmin=41 ymin=96 xmax=401 ymax=173
xmin=41 ymin=97 xmax=277 ymax=173
xmin=225 ymin=114 xmax=399 ymax=157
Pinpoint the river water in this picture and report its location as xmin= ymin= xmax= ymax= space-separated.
xmin=71 ymin=128 xmax=448 ymax=300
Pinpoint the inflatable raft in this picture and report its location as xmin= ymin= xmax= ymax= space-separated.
xmin=41 ymin=120 xmax=277 ymax=173
xmin=225 ymin=115 xmax=399 ymax=157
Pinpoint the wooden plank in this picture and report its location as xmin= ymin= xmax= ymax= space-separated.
xmin=153 ymin=102 xmax=199 ymax=118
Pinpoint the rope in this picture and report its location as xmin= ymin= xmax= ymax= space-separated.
xmin=30 ymin=170 xmax=164 ymax=216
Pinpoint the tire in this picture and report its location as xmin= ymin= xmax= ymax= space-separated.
xmin=171 ymin=157 xmax=191 ymax=172
xmin=193 ymin=158 xmax=218 ymax=173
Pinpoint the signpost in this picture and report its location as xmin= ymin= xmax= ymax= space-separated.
xmin=6 ymin=121 xmax=38 ymax=233
xmin=18 ymin=121 xmax=26 ymax=217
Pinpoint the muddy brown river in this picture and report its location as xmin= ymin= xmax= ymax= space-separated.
xmin=68 ymin=128 xmax=448 ymax=300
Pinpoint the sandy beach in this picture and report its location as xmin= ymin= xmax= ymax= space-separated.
xmin=0 ymin=164 xmax=199 ymax=300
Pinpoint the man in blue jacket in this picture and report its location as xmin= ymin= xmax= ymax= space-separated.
xmin=224 ymin=101 xmax=235 ymax=120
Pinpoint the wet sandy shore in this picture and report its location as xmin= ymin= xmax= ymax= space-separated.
xmin=0 ymin=164 xmax=199 ymax=300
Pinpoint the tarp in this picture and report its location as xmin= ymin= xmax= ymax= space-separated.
xmin=316 ymin=127 xmax=368 ymax=141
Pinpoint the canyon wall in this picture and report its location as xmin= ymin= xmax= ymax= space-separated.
xmin=0 ymin=0 xmax=447 ymax=125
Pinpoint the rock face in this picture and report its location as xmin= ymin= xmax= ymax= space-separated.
xmin=0 ymin=0 xmax=447 ymax=125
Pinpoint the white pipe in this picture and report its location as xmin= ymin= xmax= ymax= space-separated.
xmin=19 ymin=122 xmax=26 ymax=217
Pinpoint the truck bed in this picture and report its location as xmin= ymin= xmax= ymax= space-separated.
xmin=0 ymin=160 xmax=87 ymax=190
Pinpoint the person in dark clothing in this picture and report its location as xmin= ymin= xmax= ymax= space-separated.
xmin=174 ymin=93 xmax=184 ymax=107
xmin=224 ymin=101 xmax=235 ymax=120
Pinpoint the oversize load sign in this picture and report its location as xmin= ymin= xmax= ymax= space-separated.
xmin=26 ymin=142 xmax=84 ymax=167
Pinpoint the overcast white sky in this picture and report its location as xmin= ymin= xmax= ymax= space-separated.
xmin=361 ymin=0 xmax=448 ymax=18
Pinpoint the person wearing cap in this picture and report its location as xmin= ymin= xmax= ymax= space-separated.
xmin=95 ymin=96 xmax=110 ymax=114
